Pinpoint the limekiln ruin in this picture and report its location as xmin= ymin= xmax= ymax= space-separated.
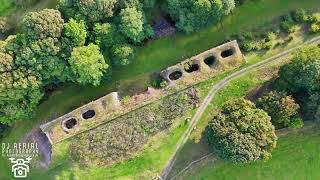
xmin=40 ymin=40 xmax=244 ymax=144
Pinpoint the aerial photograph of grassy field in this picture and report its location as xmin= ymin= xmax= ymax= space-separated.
xmin=0 ymin=0 xmax=320 ymax=179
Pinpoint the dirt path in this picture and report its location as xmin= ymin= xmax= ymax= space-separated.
xmin=160 ymin=36 xmax=320 ymax=179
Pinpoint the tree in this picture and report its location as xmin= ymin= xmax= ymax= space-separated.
xmin=258 ymin=91 xmax=303 ymax=128
xmin=58 ymin=0 xmax=117 ymax=23
xmin=276 ymin=45 xmax=320 ymax=94
xmin=93 ymin=23 xmax=126 ymax=49
xmin=7 ymin=35 xmax=70 ymax=85
xmin=0 ymin=46 xmax=43 ymax=124
xmin=22 ymin=9 xmax=64 ymax=40
xmin=111 ymin=44 xmax=135 ymax=66
xmin=68 ymin=44 xmax=108 ymax=86
xmin=63 ymin=18 xmax=87 ymax=47
xmin=119 ymin=7 xmax=149 ymax=43
xmin=205 ymin=98 xmax=277 ymax=163
xmin=166 ymin=0 xmax=234 ymax=33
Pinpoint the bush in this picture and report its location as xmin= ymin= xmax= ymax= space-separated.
xmin=166 ymin=0 xmax=235 ymax=33
xmin=310 ymin=23 xmax=320 ymax=33
xmin=308 ymin=13 xmax=320 ymax=23
xmin=292 ymin=9 xmax=308 ymax=22
xmin=0 ymin=17 xmax=11 ymax=34
xmin=205 ymin=98 xmax=277 ymax=163
xmin=257 ymin=91 xmax=303 ymax=128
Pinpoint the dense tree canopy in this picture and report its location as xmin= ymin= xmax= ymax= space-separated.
xmin=166 ymin=0 xmax=235 ymax=32
xmin=205 ymin=98 xmax=277 ymax=163
xmin=68 ymin=44 xmax=108 ymax=86
xmin=258 ymin=91 xmax=303 ymax=128
xmin=119 ymin=7 xmax=144 ymax=43
xmin=276 ymin=45 xmax=320 ymax=122
xmin=63 ymin=18 xmax=87 ymax=47
xmin=22 ymin=9 xmax=64 ymax=40
xmin=277 ymin=46 xmax=320 ymax=94
xmin=0 ymin=8 xmax=110 ymax=124
xmin=0 ymin=37 xmax=43 ymax=124
xmin=58 ymin=0 xmax=117 ymax=23
xmin=111 ymin=44 xmax=135 ymax=66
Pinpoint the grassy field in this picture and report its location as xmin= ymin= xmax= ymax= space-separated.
xmin=182 ymin=126 xmax=320 ymax=180
xmin=168 ymin=59 xmax=284 ymax=178
xmin=0 ymin=0 xmax=13 ymax=16
xmin=1 ymin=0 xmax=320 ymax=179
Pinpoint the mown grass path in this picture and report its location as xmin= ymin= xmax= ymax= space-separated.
xmin=160 ymin=36 xmax=320 ymax=179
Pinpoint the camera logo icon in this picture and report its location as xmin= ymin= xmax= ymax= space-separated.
xmin=9 ymin=157 xmax=32 ymax=178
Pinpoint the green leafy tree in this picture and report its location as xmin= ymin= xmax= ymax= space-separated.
xmin=93 ymin=23 xmax=126 ymax=49
xmin=58 ymin=0 xmax=117 ymax=23
xmin=22 ymin=9 xmax=64 ymax=40
xmin=277 ymin=45 xmax=320 ymax=94
xmin=166 ymin=0 xmax=234 ymax=32
xmin=258 ymin=91 xmax=303 ymax=128
xmin=8 ymin=35 xmax=70 ymax=84
xmin=0 ymin=46 xmax=43 ymax=124
xmin=68 ymin=43 xmax=108 ymax=86
xmin=205 ymin=98 xmax=277 ymax=163
xmin=119 ymin=7 xmax=152 ymax=43
xmin=63 ymin=18 xmax=87 ymax=46
xmin=111 ymin=44 xmax=135 ymax=66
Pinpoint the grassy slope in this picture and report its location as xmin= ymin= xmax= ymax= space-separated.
xmin=1 ymin=0 xmax=320 ymax=179
xmin=183 ymin=126 xmax=320 ymax=180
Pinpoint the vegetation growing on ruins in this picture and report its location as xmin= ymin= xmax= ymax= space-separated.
xmin=69 ymin=89 xmax=199 ymax=166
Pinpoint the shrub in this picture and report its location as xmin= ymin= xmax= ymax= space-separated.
xmin=292 ymin=9 xmax=308 ymax=22
xmin=257 ymin=91 xmax=302 ymax=128
xmin=205 ymin=98 xmax=277 ymax=163
xmin=308 ymin=13 xmax=320 ymax=23
xmin=0 ymin=17 xmax=11 ymax=34
xmin=310 ymin=23 xmax=320 ymax=33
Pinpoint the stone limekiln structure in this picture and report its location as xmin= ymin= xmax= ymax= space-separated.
xmin=160 ymin=40 xmax=244 ymax=84
xmin=40 ymin=92 xmax=120 ymax=144
xmin=40 ymin=40 xmax=244 ymax=144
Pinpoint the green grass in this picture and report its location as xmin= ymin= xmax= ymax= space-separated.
xmin=1 ymin=0 xmax=320 ymax=179
xmin=0 ymin=0 xmax=14 ymax=16
xmin=168 ymin=62 xmax=280 ymax=178
xmin=182 ymin=126 xmax=320 ymax=180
